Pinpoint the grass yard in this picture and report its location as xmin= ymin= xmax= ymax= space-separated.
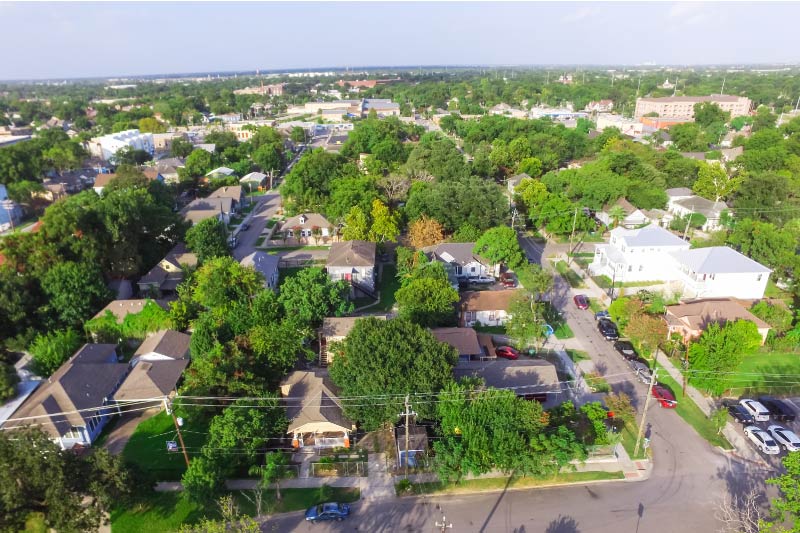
xmin=764 ymin=279 xmax=793 ymax=301
xmin=553 ymin=322 xmax=574 ymax=340
xmin=375 ymin=264 xmax=400 ymax=311
xmin=121 ymin=412 xmax=210 ymax=482
xmin=588 ymin=298 xmax=605 ymax=314
xmin=619 ymin=423 xmax=649 ymax=460
xmin=277 ymin=267 xmax=308 ymax=287
xmin=567 ymin=349 xmax=590 ymax=363
xmin=265 ymin=245 xmax=329 ymax=252
xmin=554 ymin=261 xmax=585 ymax=288
xmin=655 ymin=365 xmax=733 ymax=450
xmin=728 ymin=352 xmax=800 ymax=396
xmin=473 ymin=324 xmax=506 ymax=335
xmin=584 ymin=372 xmax=611 ymax=393
xmin=592 ymin=275 xmax=665 ymax=289
xmin=400 ymin=471 xmax=624 ymax=496
xmin=111 ymin=487 xmax=360 ymax=533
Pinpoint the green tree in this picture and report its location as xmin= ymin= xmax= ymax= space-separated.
xmin=451 ymin=222 xmax=483 ymax=243
xmin=515 ymin=264 xmax=553 ymax=299
xmin=277 ymin=268 xmax=352 ymax=327
xmin=473 ymin=226 xmax=525 ymax=269
xmin=0 ymin=427 xmax=131 ymax=532
xmin=395 ymin=276 xmax=459 ymax=327
xmin=517 ymin=157 xmax=543 ymax=178
xmin=670 ymin=122 xmax=707 ymax=152
xmin=688 ymin=320 xmax=763 ymax=395
xmin=182 ymin=149 xmax=215 ymax=179
xmin=251 ymin=143 xmax=283 ymax=174
xmin=693 ymin=102 xmax=730 ymax=128
xmin=404 ymin=178 xmax=508 ymax=232
xmin=186 ymin=217 xmax=230 ymax=264
xmin=171 ymin=138 xmax=195 ymax=158
xmin=0 ymin=360 xmax=19 ymax=403
xmin=505 ymin=293 xmax=549 ymax=350
xmin=324 ymin=176 xmax=380 ymax=223
xmin=607 ymin=205 xmax=627 ymax=228
xmin=178 ymin=495 xmax=260 ymax=533
xmin=341 ymin=206 xmax=369 ymax=241
xmin=249 ymin=319 xmax=313 ymax=376
xmin=41 ymin=262 xmax=111 ymax=327
xmin=252 ymin=452 xmax=294 ymax=502
xmin=182 ymin=455 xmax=224 ymax=504
xmin=368 ymin=199 xmax=400 ymax=243
xmin=6 ymin=180 xmax=44 ymax=205
xmin=405 ymin=133 xmax=469 ymax=181
xmin=763 ymin=453 xmax=800 ymax=532
xmin=138 ymin=117 xmax=167 ymax=133
xmin=625 ymin=313 xmax=667 ymax=357
xmin=191 ymin=256 xmax=263 ymax=310
xmin=290 ymin=126 xmax=307 ymax=145
xmin=752 ymin=105 xmax=777 ymax=132
xmin=28 ymin=328 xmax=83 ymax=376
xmin=692 ymin=161 xmax=740 ymax=202
xmin=329 ymin=317 xmax=458 ymax=429
xmin=728 ymin=219 xmax=797 ymax=281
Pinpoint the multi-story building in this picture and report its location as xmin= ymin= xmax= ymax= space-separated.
xmin=634 ymin=95 xmax=751 ymax=119
xmin=86 ymin=129 xmax=154 ymax=161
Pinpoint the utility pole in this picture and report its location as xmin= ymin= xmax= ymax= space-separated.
xmin=634 ymin=366 xmax=658 ymax=458
xmin=720 ymin=76 xmax=726 ymax=95
xmin=435 ymin=513 xmax=453 ymax=532
xmin=399 ymin=395 xmax=416 ymax=479
xmin=168 ymin=400 xmax=191 ymax=467
xmin=567 ymin=207 xmax=579 ymax=266
xmin=682 ymin=215 xmax=692 ymax=242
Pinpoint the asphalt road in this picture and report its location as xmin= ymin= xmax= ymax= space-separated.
xmin=232 ymin=192 xmax=282 ymax=261
xmin=263 ymin=237 xmax=781 ymax=532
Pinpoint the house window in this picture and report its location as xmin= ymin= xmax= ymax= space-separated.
xmin=757 ymin=274 xmax=762 ymax=281
xmin=628 ymin=265 xmax=633 ymax=272
xmin=65 ymin=426 xmax=83 ymax=439
xmin=489 ymin=312 xmax=497 ymax=320
xmin=639 ymin=265 xmax=644 ymax=272
xmin=470 ymin=266 xmax=476 ymax=273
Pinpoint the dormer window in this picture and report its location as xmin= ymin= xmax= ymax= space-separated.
xmin=299 ymin=215 xmax=306 ymax=225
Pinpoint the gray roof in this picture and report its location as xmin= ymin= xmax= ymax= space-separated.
xmin=673 ymin=196 xmax=727 ymax=218
xmin=423 ymin=242 xmax=489 ymax=267
xmin=239 ymin=251 xmax=279 ymax=281
xmin=670 ymin=247 xmax=771 ymax=275
xmin=326 ymin=240 xmax=375 ymax=268
xmin=665 ymin=187 xmax=693 ymax=198
xmin=611 ymin=226 xmax=688 ymax=248
xmin=240 ymin=172 xmax=267 ymax=184
xmin=430 ymin=327 xmax=482 ymax=356
xmin=281 ymin=370 xmax=352 ymax=433
xmin=134 ymin=330 xmax=191 ymax=360
xmin=507 ymin=173 xmax=531 ymax=186
xmin=321 ymin=315 xmax=387 ymax=339
xmin=113 ymin=359 xmax=189 ymax=401
xmin=453 ymin=359 xmax=560 ymax=393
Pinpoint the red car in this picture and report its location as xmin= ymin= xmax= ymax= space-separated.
xmin=495 ymin=346 xmax=520 ymax=360
xmin=573 ymin=294 xmax=590 ymax=310
xmin=500 ymin=272 xmax=517 ymax=288
xmin=652 ymin=385 xmax=677 ymax=408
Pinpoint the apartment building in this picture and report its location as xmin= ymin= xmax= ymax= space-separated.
xmin=634 ymin=95 xmax=751 ymax=119
xmin=86 ymin=129 xmax=154 ymax=161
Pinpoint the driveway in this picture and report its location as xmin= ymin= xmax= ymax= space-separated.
xmin=101 ymin=409 xmax=153 ymax=455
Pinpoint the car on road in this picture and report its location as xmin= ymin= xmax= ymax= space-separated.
xmin=726 ymin=403 xmax=755 ymax=425
xmin=500 ymin=272 xmax=517 ymax=288
xmin=758 ymin=397 xmax=797 ymax=422
xmin=613 ymin=340 xmax=637 ymax=359
xmin=573 ymin=294 xmax=589 ymax=310
xmin=743 ymin=426 xmax=781 ymax=455
xmin=305 ymin=502 xmax=351 ymax=522
xmin=240 ymin=222 xmax=250 ymax=231
xmin=651 ymin=385 xmax=677 ymax=408
xmin=496 ymin=346 xmax=520 ymax=360
xmin=631 ymin=361 xmax=653 ymax=384
xmin=740 ymin=399 xmax=771 ymax=422
xmin=595 ymin=310 xmax=610 ymax=321
xmin=767 ymin=425 xmax=800 ymax=452
xmin=597 ymin=318 xmax=619 ymax=341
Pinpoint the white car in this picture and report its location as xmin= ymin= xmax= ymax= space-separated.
xmin=739 ymin=399 xmax=771 ymax=422
xmin=768 ymin=425 xmax=800 ymax=452
xmin=468 ymin=276 xmax=496 ymax=284
xmin=744 ymin=426 xmax=780 ymax=455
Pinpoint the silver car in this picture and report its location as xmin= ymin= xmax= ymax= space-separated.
xmin=744 ymin=426 xmax=780 ymax=455
xmin=740 ymin=399 xmax=770 ymax=422
xmin=768 ymin=425 xmax=800 ymax=452
xmin=630 ymin=362 xmax=652 ymax=384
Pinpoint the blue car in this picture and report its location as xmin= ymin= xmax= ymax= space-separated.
xmin=305 ymin=502 xmax=351 ymax=522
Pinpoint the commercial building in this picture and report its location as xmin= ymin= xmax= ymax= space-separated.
xmin=87 ymin=129 xmax=154 ymax=161
xmin=634 ymin=95 xmax=751 ymax=119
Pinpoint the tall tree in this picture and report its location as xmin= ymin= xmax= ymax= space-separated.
xmin=407 ymin=215 xmax=445 ymax=249
xmin=368 ymin=199 xmax=400 ymax=243
xmin=329 ymin=317 xmax=458 ymax=429
xmin=186 ymin=218 xmax=230 ymax=264
xmin=505 ymin=293 xmax=549 ymax=350
xmin=28 ymin=328 xmax=82 ymax=376
xmin=473 ymin=226 xmax=525 ymax=269
xmin=692 ymin=162 xmax=740 ymax=202
xmin=341 ymin=206 xmax=369 ymax=241
xmin=277 ymin=267 xmax=352 ymax=327
xmin=688 ymin=320 xmax=763 ymax=395
xmin=191 ymin=256 xmax=263 ymax=310
xmin=395 ymin=276 xmax=459 ymax=327
xmin=41 ymin=261 xmax=111 ymax=327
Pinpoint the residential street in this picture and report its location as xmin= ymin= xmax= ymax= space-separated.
xmin=232 ymin=192 xmax=281 ymax=261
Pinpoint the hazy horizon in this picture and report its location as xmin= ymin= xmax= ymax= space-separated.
xmin=1 ymin=1 xmax=799 ymax=81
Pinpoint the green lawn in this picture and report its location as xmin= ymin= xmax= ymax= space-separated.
xmin=112 ymin=487 xmax=360 ymax=533
xmin=375 ymin=264 xmax=400 ymax=311
xmin=554 ymin=261 xmax=585 ymax=288
xmin=553 ymin=322 xmax=574 ymax=340
xmin=592 ymin=275 xmax=664 ymax=289
xmin=400 ymin=470 xmax=624 ymax=496
xmin=278 ymin=267 xmax=307 ymax=287
xmin=764 ymin=279 xmax=793 ymax=301
xmin=567 ymin=349 xmax=590 ymax=363
xmin=588 ymin=298 xmax=605 ymax=314
xmin=655 ymin=365 xmax=733 ymax=450
xmin=584 ymin=372 xmax=611 ymax=393
xmin=728 ymin=352 xmax=800 ymax=396
xmin=121 ymin=412 xmax=210 ymax=482
xmin=264 ymin=245 xmax=329 ymax=252
xmin=619 ymin=423 xmax=649 ymax=460
xmin=473 ymin=324 xmax=506 ymax=335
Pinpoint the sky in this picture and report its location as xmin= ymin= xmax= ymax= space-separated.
xmin=1 ymin=1 xmax=799 ymax=80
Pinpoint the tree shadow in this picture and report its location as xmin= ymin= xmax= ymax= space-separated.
xmin=545 ymin=514 xmax=581 ymax=533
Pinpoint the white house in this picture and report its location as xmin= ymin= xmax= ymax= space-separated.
xmin=596 ymin=198 xmax=650 ymax=228
xmin=326 ymin=240 xmax=376 ymax=297
xmin=669 ymin=247 xmax=771 ymax=300
xmin=589 ymin=226 xmax=690 ymax=283
xmin=459 ymin=290 xmax=520 ymax=328
xmin=665 ymin=188 xmax=728 ymax=232
xmin=280 ymin=213 xmax=332 ymax=243
xmin=423 ymin=242 xmax=496 ymax=285
xmin=87 ymin=129 xmax=154 ymax=161
xmin=0 ymin=184 xmax=23 ymax=231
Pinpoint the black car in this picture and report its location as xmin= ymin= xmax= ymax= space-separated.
xmin=597 ymin=318 xmax=619 ymax=341
xmin=613 ymin=340 xmax=637 ymax=360
xmin=727 ymin=404 xmax=755 ymax=425
xmin=758 ymin=397 xmax=797 ymax=422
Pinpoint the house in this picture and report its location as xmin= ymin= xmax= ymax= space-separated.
xmin=137 ymin=243 xmax=198 ymax=296
xmin=664 ymin=299 xmax=771 ymax=346
xmin=430 ymin=327 xmax=483 ymax=360
xmin=319 ymin=315 xmax=387 ymax=366
xmin=240 ymin=171 xmax=267 ymax=191
xmin=204 ymin=166 xmax=236 ymax=181
xmin=207 ymin=185 xmax=244 ymax=212
xmin=240 ymin=251 xmax=280 ymax=290
xmin=92 ymin=298 xmax=170 ymax=322
xmin=152 ymin=132 xmax=185 ymax=154
xmin=423 ymin=242 xmax=496 ymax=284
xmin=87 ymin=129 xmax=154 ymax=161
xmin=506 ymin=173 xmax=531 ymax=195
xmin=132 ymin=330 xmax=191 ymax=363
xmin=1 ymin=344 xmax=128 ymax=450
xmin=669 ymin=247 xmax=771 ymax=300
xmin=281 ymin=370 xmax=354 ymax=451
xmin=180 ymin=197 xmax=233 ymax=225
xmin=155 ymin=157 xmax=185 ymax=183
xmin=453 ymin=359 xmax=561 ymax=406
xmin=585 ymin=100 xmax=614 ymax=113
xmin=596 ymin=198 xmax=650 ymax=228
xmin=279 ymin=213 xmax=332 ymax=244
xmin=0 ymin=184 xmax=22 ymax=231
xmin=459 ymin=290 xmax=520 ymax=327
xmin=194 ymin=143 xmax=216 ymax=154
xmin=326 ymin=240 xmax=377 ymax=298
xmin=396 ymin=426 xmax=429 ymax=468
xmin=641 ymin=208 xmax=669 ymax=228
xmin=112 ymin=359 xmax=188 ymax=403
xmin=589 ymin=226 xmax=690 ymax=283
xmin=667 ymin=193 xmax=728 ymax=232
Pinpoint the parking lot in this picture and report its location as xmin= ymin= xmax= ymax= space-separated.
xmin=724 ymin=397 xmax=800 ymax=467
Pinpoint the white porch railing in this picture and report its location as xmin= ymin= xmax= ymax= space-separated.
xmin=316 ymin=436 xmax=346 ymax=449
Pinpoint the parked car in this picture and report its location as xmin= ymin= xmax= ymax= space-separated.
xmin=500 ymin=272 xmax=517 ymax=288
xmin=767 ymin=425 xmax=800 ymax=452
xmin=740 ymin=399 xmax=771 ymax=422
xmin=613 ymin=341 xmax=637 ymax=359
xmin=240 ymin=222 xmax=250 ymax=231
xmin=744 ymin=426 xmax=781 ymax=455
xmin=496 ymin=346 xmax=520 ymax=360
xmin=597 ymin=318 xmax=619 ymax=340
xmin=305 ymin=502 xmax=351 ymax=522
xmin=651 ymin=385 xmax=677 ymax=408
xmin=726 ymin=404 xmax=755 ymax=425
xmin=631 ymin=362 xmax=652 ymax=384
xmin=573 ymin=294 xmax=589 ymax=310
xmin=595 ymin=310 xmax=610 ymax=321
xmin=758 ymin=397 xmax=797 ymax=422
xmin=469 ymin=275 xmax=496 ymax=285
